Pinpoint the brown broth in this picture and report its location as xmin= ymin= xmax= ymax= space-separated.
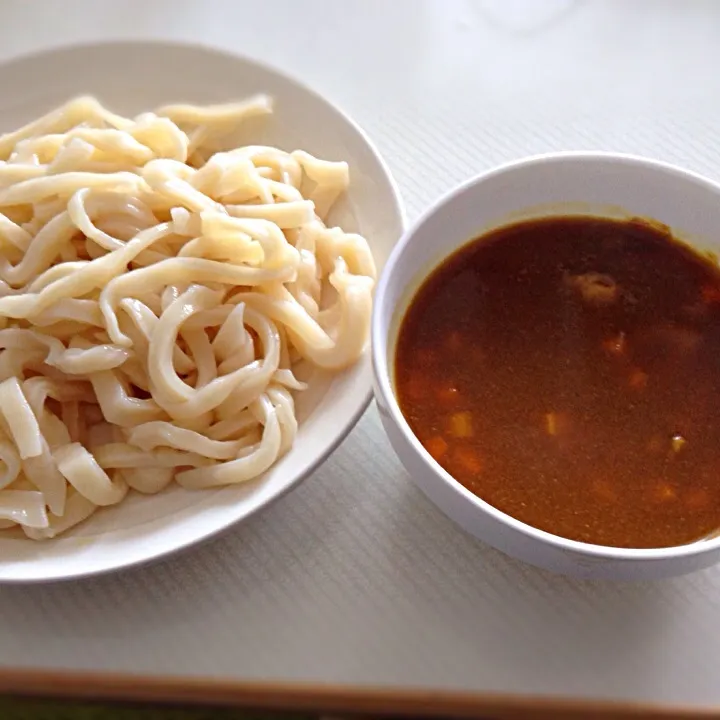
xmin=395 ymin=216 xmax=720 ymax=548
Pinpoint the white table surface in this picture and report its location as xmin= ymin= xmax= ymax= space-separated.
xmin=0 ymin=0 xmax=719 ymax=710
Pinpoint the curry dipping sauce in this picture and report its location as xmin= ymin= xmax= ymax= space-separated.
xmin=395 ymin=216 xmax=720 ymax=549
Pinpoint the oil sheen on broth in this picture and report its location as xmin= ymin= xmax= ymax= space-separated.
xmin=395 ymin=216 xmax=720 ymax=548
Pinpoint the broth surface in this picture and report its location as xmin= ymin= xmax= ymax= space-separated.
xmin=395 ymin=216 xmax=720 ymax=548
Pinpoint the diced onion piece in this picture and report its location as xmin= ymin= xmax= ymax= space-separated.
xmin=672 ymin=433 xmax=687 ymax=453
xmin=449 ymin=411 xmax=473 ymax=438
xmin=545 ymin=412 xmax=557 ymax=436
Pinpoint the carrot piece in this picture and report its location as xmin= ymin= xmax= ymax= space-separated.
xmin=403 ymin=373 xmax=425 ymax=400
xmin=602 ymin=333 xmax=626 ymax=356
xmin=592 ymin=478 xmax=617 ymax=502
xmin=702 ymin=284 xmax=720 ymax=305
xmin=454 ymin=446 xmax=483 ymax=476
xmin=628 ymin=368 xmax=648 ymax=391
xmin=686 ymin=488 xmax=711 ymax=510
xmin=447 ymin=331 xmax=462 ymax=351
xmin=436 ymin=384 xmax=460 ymax=406
xmin=652 ymin=482 xmax=676 ymax=502
xmin=425 ymin=435 xmax=448 ymax=462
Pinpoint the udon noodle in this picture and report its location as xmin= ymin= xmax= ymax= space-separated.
xmin=0 ymin=95 xmax=375 ymax=539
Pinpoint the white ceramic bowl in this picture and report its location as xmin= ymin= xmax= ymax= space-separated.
xmin=373 ymin=152 xmax=720 ymax=581
xmin=0 ymin=41 xmax=405 ymax=582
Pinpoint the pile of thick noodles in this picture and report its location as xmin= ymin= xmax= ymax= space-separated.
xmin=0 ymin=95 xmax=375 ymax=539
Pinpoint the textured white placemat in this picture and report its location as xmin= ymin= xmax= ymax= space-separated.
xmin=0 ymin=0 xmax=720 ymax=708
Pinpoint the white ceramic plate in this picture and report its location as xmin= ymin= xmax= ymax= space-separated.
xmin=0 ymin=41 xmax=405 ymax=582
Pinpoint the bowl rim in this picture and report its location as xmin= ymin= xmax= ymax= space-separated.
xmin=372 ymin=150 xmax=720 ymax=562
xmin=0 ymin=39 xmax=407 ymax=583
